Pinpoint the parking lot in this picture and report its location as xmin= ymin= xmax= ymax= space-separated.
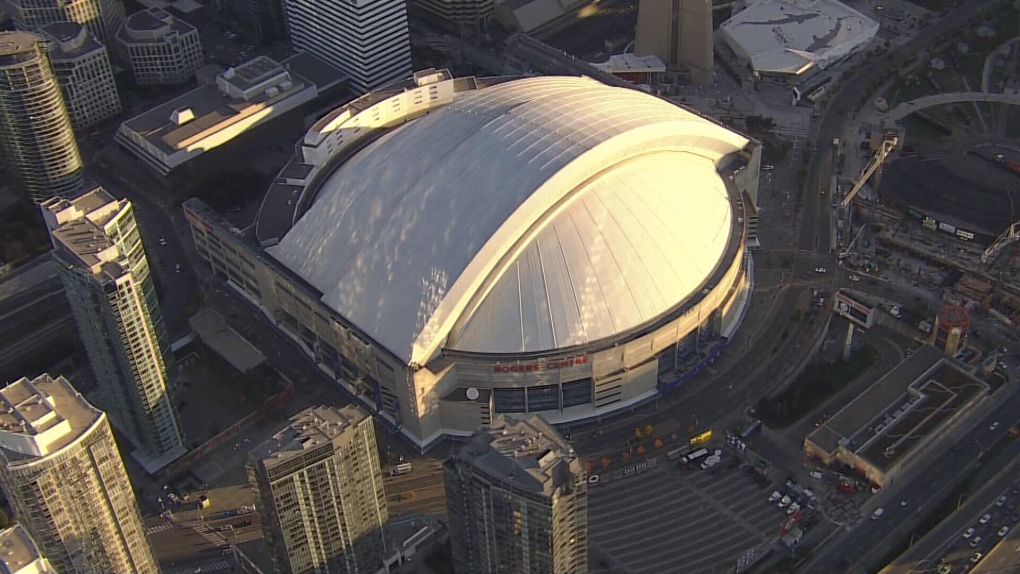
xmin=589 ymin=453 xmax=791 ymax=574
xmin=939 ymin=482 xmax=1020 ymax=572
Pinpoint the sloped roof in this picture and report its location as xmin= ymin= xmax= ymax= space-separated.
xmin=268 ymin=76 xmax=748 ymax=363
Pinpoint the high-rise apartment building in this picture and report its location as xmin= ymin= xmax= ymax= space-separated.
xmin=115 ymin=8 xmax=202 ymax=85
xmin=0 ymin=31 xmax=83 ymax=204
xmin=0 ymin=525 xmax=58 ymax=574
xmin=283 ymin=0 xmax=411 ymax=92
xmin=0 ymin=0 xmax=124 ymax=44
xmin=0 ymin=375 xmax=159 ymax=574
xmin=39 ymin=22 xmax=121 ymax=130
xmin=248 ymin=405 xmax=389 ymax=574
xmin=42 ymin=187 xmax=186 ymax=471
xmin=635 ymin=0 xmax=713 ymax=84
xmin=413 ymin=0 xmax=492 ymax=37
xmin=444 ymin=415 xmax=588 ymax=574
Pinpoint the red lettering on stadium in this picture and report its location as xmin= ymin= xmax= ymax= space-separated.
xmin=493 ymin=356 xmax=589 ymax=373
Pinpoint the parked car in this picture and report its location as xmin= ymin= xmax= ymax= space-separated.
xmin=815 ymin=267 xmax=827 ymax=274
xmin=970 ymin=536 xmax=982 ymax=548
xmin=980 ymin=513 xmax=992 ymax=524
xmin=997 ymin=496 xmax=1008 ymax=507
xmin=990 ymin=422 xmax=1000 ymax=432
xmin=971 ymin=552 xmax=983 ymax=564
xmin=871 ymin=508 xmax=885 ymax=520
xmin=998 ymin=526 xmax=1010 ymax=537
xmin=963 ymin=527 xmax=975 ymax=539
xmin=769 ymin=491 xmax=782 ymax=503
xmin=809 ymin=471 xmax=824 ymax=480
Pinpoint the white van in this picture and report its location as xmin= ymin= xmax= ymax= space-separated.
xmin=870 ymin=508 xmax=885 ymax=520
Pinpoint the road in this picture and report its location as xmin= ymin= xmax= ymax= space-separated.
xmin=801 ymin=385 xmax=1020 ymax=574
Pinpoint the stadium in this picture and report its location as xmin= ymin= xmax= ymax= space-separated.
xmin=720 ymin=0 xmax=879 ymax=84
xmin=184 ymin=70 xmax=761 ymax=448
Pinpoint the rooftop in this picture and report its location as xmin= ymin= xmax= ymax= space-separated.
xmin=118 ymin=7 xmax=194 ymax=43
xmin=0 ymin=31 xmax=40 ymax=59
xmin=806 ymin=346 xmax=988 ymax=469
xmin=248 ymin=405 xmax=370 ymax=470
xmin=592 ymin=53 xmax=667 ymax=74
xmin=39 ymin=22 xmax=103 ymax=61
xmin=0 ymin=375 xmax=102 ymax=463
xmin=455 ymin=415 xmax=579 ymax=497
xmin=43 ymin=187 xmax=127 ymax=275
xmin=119 ymin=56 xmax=314 ymax=155
xmin=267 ymin=75 xmax=748 ymax=363
xmin=0 ymin=525 xmax=54 ymax=574
xmin=721 ymin=0 xmax=879 ymax=74
xmin=189 ymin=308 xmax=266 ymax=373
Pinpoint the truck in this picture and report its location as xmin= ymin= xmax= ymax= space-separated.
xmin=680 ymin=448 xmax=709 ymax=465
xmin=833 ymin=137 xmax=840 ymax=148
xmin=390 ymin=462 xmax=413 ymax=477
xmin=667 ymin=445 xmax=691 ymax=461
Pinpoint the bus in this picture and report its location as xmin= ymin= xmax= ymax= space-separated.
xmin=389 ymin=462 xmax=413 ymax=477
xmin=679 ymin=448 xmax=709 ymax=465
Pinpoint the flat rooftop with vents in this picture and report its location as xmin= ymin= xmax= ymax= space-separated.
xmin=805 ymin=345 xmax=989 ymax=486
xmin=0 ymin=375 xmax=101 ymax=463
xmin=0 ymin=525 xmax=56 ymax=574
xmin=115 ymin=54 xmax=345 ymax=175
xmin=247 ymin=405 xmax=369 ymax=470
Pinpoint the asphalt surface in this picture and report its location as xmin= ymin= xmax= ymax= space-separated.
xmin=801 ymin=385 xmax=1020 ymax=574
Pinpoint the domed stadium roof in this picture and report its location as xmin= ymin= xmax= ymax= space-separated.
xmin=267 ymin=76 xmax=749 ymax=364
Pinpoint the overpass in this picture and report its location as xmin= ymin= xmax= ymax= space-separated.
xmin=888 ymin=91 xmax=1020 ymax=121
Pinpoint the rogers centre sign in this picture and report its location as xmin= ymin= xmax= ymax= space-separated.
xmin=493 ymin=356 xmax=590 ymax=373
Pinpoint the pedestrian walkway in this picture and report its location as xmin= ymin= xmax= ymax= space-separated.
xmin=163 ymin=559 xmax=232 ymax=574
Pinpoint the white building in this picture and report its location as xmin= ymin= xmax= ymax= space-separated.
xmin=115 ymin=55 xmax=321 ymax=175
xmin=720 ymin=0 xmax=878 ymax=81
xmin=39 ymin=22 xmax=121 ymax=130
xmin=184 ymin=71 xmax=760 ymax=449
xmin=115 ymin=7 xmax=202 ymax=85
xmin=283 ymin=0 xmax=411 ymax=92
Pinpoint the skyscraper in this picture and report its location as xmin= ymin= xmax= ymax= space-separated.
xmin=444 ymin=415 xmax=588 ymax=574
xmin=283 ymin=0 xmax=411 ymax=92
xmin=248 ymin=405 xmax=389 ymax=574
xmin=39 ymin=22 xmax=122 ymax=130
xmin=0 ymin=31 xmax=83 ymax=204
xmin=634 ymin=0 xmax=713 ymax=84
xmin=0 ymin=374 xmax=159 ymax=574
xmin=0 ymin=0 xmax=125 ymax=44
xmin=42 ymin=187 xmax=186 ymax=471
xmin=0 ymin=525 xmax=58 ymax=574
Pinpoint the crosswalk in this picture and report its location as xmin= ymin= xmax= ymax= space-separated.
xmin=145 ymin=523 xmax=173 ymax=535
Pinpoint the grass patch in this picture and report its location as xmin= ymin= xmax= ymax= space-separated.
xmin=757 ymin=344 xmax=879 ymax=429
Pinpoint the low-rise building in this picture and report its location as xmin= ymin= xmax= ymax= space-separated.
xmin=115 ymin=7 xmax=202 ymax=85
xmin=804 ymin=345 xmax=989 ymax=487
xmin=0 ymin=525 xmax=57 ymax=574
xmin=115 ymin=55 xmax=324 ymax=175
xmin=39 ymin=22 xmax=121 ymax=130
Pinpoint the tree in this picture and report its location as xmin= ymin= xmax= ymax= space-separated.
xmin=636 ymin=445 xmax=647 ymax=456
xmin=601 ymin=456 xmax=611 ymax=469
xmin=634 ymin=427 xmax=644 ymax=440
xmin=644 ymin=424 xmax=654 ymax=438
xmin=584 ymin=460 xmax=593 ymax=473
xmin=654 ymin=438 xmax=664 ymax=449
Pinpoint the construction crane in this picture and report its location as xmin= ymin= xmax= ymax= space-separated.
xmin=982 ymin=220 xmax=1020 ymax=265
xmin=841 ymin=135 xmax=899 ymax=208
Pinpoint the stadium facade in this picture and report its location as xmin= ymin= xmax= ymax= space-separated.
xmin=184 ymin=70 xmax=761 ymax=449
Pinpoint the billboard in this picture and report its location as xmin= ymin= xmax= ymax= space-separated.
xmin=835 ymin=289 xmax=876 ymax=328
xmin=907 ymin=207 xmax=978 ymax=242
